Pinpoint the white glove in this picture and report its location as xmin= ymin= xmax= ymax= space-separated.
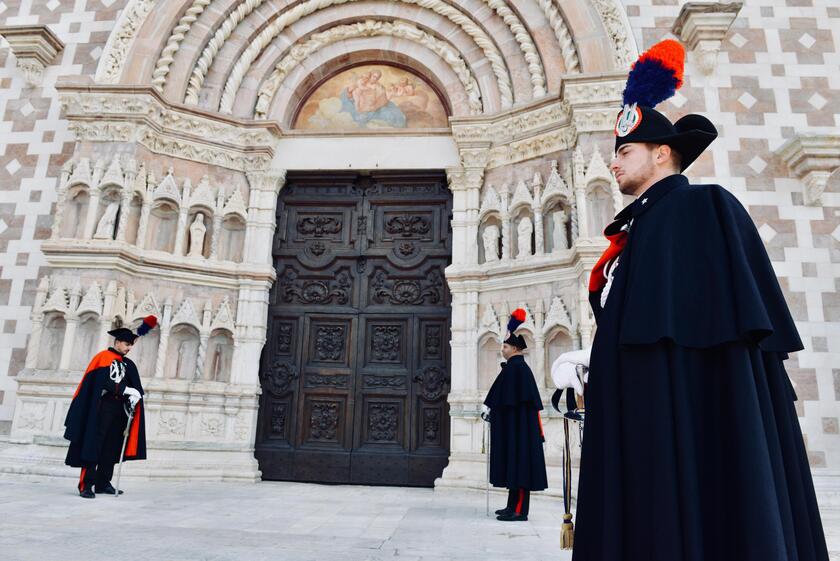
xmin=480 ymin=404 xmax=490 ymax=422
xmin=551 ymin=360 xmax=584 ymax=397
xmin=557 ymin=347 xmax=592 ymax=368
xmin=123 ymin=386 xmax=142 ymax=408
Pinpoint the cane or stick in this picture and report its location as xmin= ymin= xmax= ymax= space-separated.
xmin=114 ymin=404 xmax=136 ymax=498
xmin=484 ymin=418 xmax=490 ymax=516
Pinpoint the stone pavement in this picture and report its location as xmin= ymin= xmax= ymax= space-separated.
xmin=1 ymin=476 xmax=838 ymax=561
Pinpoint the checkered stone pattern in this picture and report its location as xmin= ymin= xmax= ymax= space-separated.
xmin=625 ymin=0 xmax=840 ymax=470
xmin=0 ymin=0 xmax=129 ymax=422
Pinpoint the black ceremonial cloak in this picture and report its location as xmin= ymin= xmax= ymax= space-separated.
xmin=483 ymin=355 xmax=548 ymax=491
xmin=64 ymin=349 xmax=147 ymax=467
xmin=573 ymin=173 xmax=828 ymax=561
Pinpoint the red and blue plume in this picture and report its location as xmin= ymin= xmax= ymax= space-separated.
xmin=507 ymin=308 xmax=526 ymax=333
xmin=137 ymin=315 xmax=158 ymax=337
xmin=622 ymin=39 xmax=685 ymax=107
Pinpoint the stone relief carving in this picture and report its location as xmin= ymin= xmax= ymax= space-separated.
xmin=255 ymin=20 xmax=483 ymax=118
xmin=217 ymin=0 xmax=516 ymax=115
xmin=95 ymin=0 xmax=158 ymax=84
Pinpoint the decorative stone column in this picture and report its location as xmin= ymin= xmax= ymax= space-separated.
xmin=82 ymin=186 xmax=101 ymax=240
xmin=153 ymin=301 xmax=173 ymax=379
xmin=195 ymin=301 xmax=212 ymax=381
xmin=229 ymin=170 xmax=286 ymax=387
xmin=98 ymin=280 xmax=118 ymax=350
xmin=135 ymin=199 xmax=151 ymax=249
xmin=58 ymin=285 xmax=82 ymax=370
xmin=24 ymin=277 xmax=50 ymax=369
xmin=573 ymin=148 xmax=590 ymax=239
xmin=533 ymin=173 xmax=545 ymax=256
xmin=532 ymin=299 xmax=546 ymax=388
xmin=500 ymin=183 xmax=511 ymax=261
xmin=51 ymin=161 xmax=73 ymax=240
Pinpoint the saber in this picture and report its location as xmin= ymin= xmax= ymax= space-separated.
xmin=114 ymin=403 xmax=136 ymax=498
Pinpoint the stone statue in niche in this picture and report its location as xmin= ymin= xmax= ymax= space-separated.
xmin=93 ymin=201 xmax=120 ymax=240
xmin=517 ymin=216 xmax=533 ymax=258
xmin=552 ymin=209 xmax=568 ymax=251
xmin=188 ymin=214 xmax=206 ymax=258
xmin=482 ymin=224 xmax=500 ymax=263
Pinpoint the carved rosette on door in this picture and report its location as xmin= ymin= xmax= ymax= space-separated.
xmin=256 ymin=172 xmax=452 ymax=486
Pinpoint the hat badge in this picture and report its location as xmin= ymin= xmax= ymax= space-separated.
xmin=615 ymin=103 xmax=642 ymax=138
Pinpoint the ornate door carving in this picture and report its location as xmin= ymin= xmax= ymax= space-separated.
xmin=256 ymin=171 xmax=451 ymax=486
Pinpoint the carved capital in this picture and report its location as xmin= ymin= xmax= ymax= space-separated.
xmin=672 ymin=2 xmax=743 ymax=75
xmin=777 ymin=134 xmax=840 ymax=206
xmin=0 ymin=25 xmax=64 ymax=86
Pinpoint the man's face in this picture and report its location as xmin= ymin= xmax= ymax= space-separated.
xmin=114 ymin=339 xmax=134 ymax=355
xmin=501 ymin=343 xmax=519 ymax=360
xmin=610 ymin=143 xmax=658 ymax=196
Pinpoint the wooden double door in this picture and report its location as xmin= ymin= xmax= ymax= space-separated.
xmin=255 ymin=171 xmax=452 ymax=486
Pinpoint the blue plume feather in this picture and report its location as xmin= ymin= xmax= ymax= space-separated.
xmin=622 ymin=58 xmax=679 ymax=107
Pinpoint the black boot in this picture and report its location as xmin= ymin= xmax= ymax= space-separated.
xmin=496 ymin=512 xmax=528 ymax=522
xmin=495 ymin=507 xmax=512 ymax=516
xmin=94 ymin=483 xmax=123 ymax=495
xmin=79 ymin=486 xmax=95 ymax=499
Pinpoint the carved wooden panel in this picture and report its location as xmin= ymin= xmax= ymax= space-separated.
xmin=257 ymin=171 xmax=451 ymax=486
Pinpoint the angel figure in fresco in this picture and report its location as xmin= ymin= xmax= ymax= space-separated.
xmin=340 ymin=70 xmax=407 ymax=128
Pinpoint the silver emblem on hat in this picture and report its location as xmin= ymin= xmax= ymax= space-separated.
xmin=615 ymin=103 xmax=642 ymax=138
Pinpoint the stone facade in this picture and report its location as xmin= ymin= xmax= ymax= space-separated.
xmin=0 ymin=0 xmax=837 ymax=498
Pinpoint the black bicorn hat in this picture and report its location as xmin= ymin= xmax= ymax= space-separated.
xmin=108 ymin=315 xmax=158 ymax=343
xmin=614 ymin=39 xmax=717 ymax=172
xmin=108 ymin=327 xmax=138 ymax=343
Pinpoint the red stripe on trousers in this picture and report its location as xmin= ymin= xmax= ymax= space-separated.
xmin=515 ymin=489 xmax=524 ymax=514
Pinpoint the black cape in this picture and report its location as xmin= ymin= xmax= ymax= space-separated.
xmin=574 ymin=174 xmax=828 ymax=561
xmin=483 ymin=355 xmax=548 ymax=491
xmin=64 ymin=349 xmax=147 ymax=467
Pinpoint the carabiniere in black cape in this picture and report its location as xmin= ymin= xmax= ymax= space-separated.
xmin=574 ymin=173 xmax=829 ymax=561
xmin=484 ymin=355 xmax=548 ymax=492
xmin=64 ymin=349 xmax=147 ymax=470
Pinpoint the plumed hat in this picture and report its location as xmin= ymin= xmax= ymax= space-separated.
xmin=108 ymin=315 xmax=158 ymax=343
xmin=614 ymin=39 xmax=717 ymax=171
xmin=503 ymin=308 xmax=527 ymax=350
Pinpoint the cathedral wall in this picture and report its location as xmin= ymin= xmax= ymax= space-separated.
xmin=0 ymin=0 xmax=837 ymax=490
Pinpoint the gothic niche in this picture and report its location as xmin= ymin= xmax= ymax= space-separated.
xmin=147 ymin=200 xmax=179 ymax=253
xmin=514 ymin=211 xmax=535 ymax=259
xmin=479 ymin=217 xmax=502 ymax=264
xmin=587 ymin=181 xmax=614 ymax=239
xmin=546 ymin=203 xmax=571 ymax=253
xmin=130 ymin=319 xmax=160 ymax=376
xmin=204 ymin=329 xmax=234 ymax=382
xmin=124 ymin=193 xmax=143 ymax=245
xmin=219 ymin=215 xmax=246 ymax=262
xmin=37 ymin=313 xmax=66 ymax=370
xmin=164 ymin=324 xmax=200 ymax=380
xmin=185 ymin=209 xmax=211 ymax=258
xmin=546 ymin=329 xmax=575 ymax=388
xmin=478 ymin=334 xmax=501 ymax=391
xmin=70 ymin=313 xmax=100 ymax=371
xmin=61 ymin=186 xmax=89 ymax=239
xmin=92 ymin=187 xmax=121 ymax=240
